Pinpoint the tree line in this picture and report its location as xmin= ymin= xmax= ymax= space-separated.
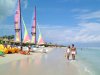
xmin=0 ymin=35 xmax=14 ymax=44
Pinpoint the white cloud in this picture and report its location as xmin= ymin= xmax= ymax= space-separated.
xmin=78 ymin=22 xmax=100 ymax=31
xmin=71 ymin=9 xmax=90 ymax=13
xmin=38 ymin=24 xmax=65 ymax=29
xmin=63 ymin=10 xmax=100 ymax=44
xmin=1 ymin=22 xmax=100 ymax=45
xmin=77 ymin=11 xmax=100 ymax=20
xmin=0 ymin=0 xmax=17 ymax=20
xmin=38 ymin=22 xmax=100 ymax=44
xmin=67 ymin=22 xmax=100 ymax=43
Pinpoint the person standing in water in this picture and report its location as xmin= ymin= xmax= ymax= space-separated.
xmin=71 ymin=44 xmax=77 ymax=60
xmin=66 ymin=45 xmax=71 ymax=60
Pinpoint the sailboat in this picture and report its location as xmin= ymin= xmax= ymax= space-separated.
xmin=31 ymin=6 xmax=46 ymax=52
xmin=20 ymin=6 xmax=46 ymax=52
xmin=14 ymin=1 xmax=46 ymax=52
xmin=22 ymin=6 xmax=45 ymax=45
xmin=14 ymin=0 xmax=30 ymax=51
xmin=31 ymin=6 xmax=45 ymax=46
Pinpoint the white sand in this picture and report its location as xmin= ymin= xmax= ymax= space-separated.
xmin=0 ymin=47 xmax=81 ymax=75
xmin=0 ymin=47 xmax=54 ymax=65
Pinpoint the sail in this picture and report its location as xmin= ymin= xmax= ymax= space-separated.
xmin=14 ymin=0 xmax=20 ymax=42
xmin=37 ymin=24 xmax=45 ymax=45
xmin=22 ymin=17 xmax=30 ymax=43
xmin=31 ymin=6 xmax=36 ymax=44
xmin=31 ymin=6 xmax=45 ymax=45
xmin=37 ymin=33 xmax=45 ymax=45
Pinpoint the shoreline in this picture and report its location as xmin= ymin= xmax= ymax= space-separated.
xmin=71 ymin=51 xmax=95 ymax=75
xmin=0 ymin=47 xmax=93 ymax=75
xmin=0 ymin=47 xmax=94 ymax=75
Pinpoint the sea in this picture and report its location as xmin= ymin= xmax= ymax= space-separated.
xmin=76 ymin=47 xmax=100 ymax=75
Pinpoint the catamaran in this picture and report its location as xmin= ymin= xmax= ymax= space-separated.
xmin=31 ymin=6 xmax=45 ymax=46
xmin=14 ymin=0 xmax=46 ymax=52
xmin=30 ymin=6 xmax=47 ymax=52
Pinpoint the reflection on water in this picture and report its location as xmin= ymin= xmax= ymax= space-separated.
xmin=19 ymin=58 xmax=30 ymax=72
xmin=11 ymin=61 xmax=18 ymax=69
xmin=44 ymin=53 xmax=48 ymax=59
xmin=11 ymin=54 xmax=43 ymax=69
xmin=34 ymin=54 xmax=42 ymax=65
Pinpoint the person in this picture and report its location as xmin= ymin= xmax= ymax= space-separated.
xmin=71 ymin=44 xmax=77 ymax=60
xmin=66 ymin=45 xmax=71 ymax=60
xmin=19 ymin=50 xmax=30 ymax=55
xmin=27 ymin=44 xmax=31 ymax=54
xmin=19 ymin=45 xmax=31 ymax=55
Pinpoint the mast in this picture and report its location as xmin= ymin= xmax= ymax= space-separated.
xmin=35 ymin=6 xmax=37 ymax=44
xmin=31 ymin=6 xmax=36 ymax=44
xmin=19 ymin=0 xmax=23 ymax=50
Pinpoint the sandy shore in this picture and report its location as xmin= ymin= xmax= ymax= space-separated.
xmin=0 ymin=47 xmax=54 ymax=65
xmin=0 ymin=47 xmax=82 ymax=75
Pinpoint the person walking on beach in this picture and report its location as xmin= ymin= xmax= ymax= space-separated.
xmin=66 ymin=45 xmax=71 ymax=60
xmin=71 ymin=44 xmax=77 ymax=60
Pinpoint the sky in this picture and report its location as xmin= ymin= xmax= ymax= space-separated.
xmin=0 ymin=0 xmax=100 ymax=47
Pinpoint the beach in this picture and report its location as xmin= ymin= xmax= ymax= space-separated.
xmin=1 ymin=0 xmax=100 ymax=75
xmin=0 ymin=47 xmax=81 ymax=75
xmin=0 ymin=47 xmax=100 ymax=75
xmin=0 ymin=47 xmax=53 ymax=64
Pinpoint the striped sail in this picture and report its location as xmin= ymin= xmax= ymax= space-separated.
xmin=22 ymin=17 xmax=30 ymax=43
xmin=37 ymin=24 xmax=45 ymax=45
xmin=31 ymin=6 xmax=45 ymax=45
xmin=14 ymin=0 xmax=20 ymax=42
xmin=37 ymin=33 xmax=45 ymax=45
xmin=31 ymin=6 xmax=36 ymax=44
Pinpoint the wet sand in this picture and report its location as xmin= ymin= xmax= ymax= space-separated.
xmin=0 ymin=48 xmax=79 ymax=75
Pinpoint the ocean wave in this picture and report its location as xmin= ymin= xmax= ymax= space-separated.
xmin=70 ymin=59 xmax=95 ymax=75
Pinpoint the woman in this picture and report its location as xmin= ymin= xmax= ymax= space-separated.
xmin=66 ymin=45 xmax=71 ymax=60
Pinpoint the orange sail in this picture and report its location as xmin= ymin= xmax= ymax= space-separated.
xmin=14 ymin=0 xmax=20 ymax=42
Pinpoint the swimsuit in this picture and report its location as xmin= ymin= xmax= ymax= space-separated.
xmin=67 ymin=49 xmax=70 ymax=53
xmin=71 ymin=51 xmax=76 ymax=54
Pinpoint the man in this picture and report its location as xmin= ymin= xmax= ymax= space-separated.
xmin=71 ymin=44 xmax=77 ymax=60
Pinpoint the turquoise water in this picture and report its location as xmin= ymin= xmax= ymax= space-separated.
xmin=77 ymin=47 xmax=100 ymax=75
